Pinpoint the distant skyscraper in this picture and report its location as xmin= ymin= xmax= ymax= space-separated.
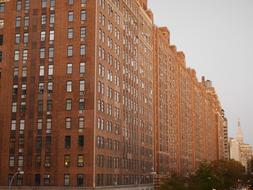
xmin=236 ymin=119 xmax=244 ymax=144
xmin=230 ymin=120 xmax=252 ymax=173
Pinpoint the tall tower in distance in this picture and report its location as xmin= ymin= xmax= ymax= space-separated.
xmin=236 ymin=118 xmax=244 ymax=144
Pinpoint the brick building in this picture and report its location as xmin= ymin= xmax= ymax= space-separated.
xmin=0 ymin=0 xmax=226 ymax=189
xmin=153 ymin=26 xmax=227 ymax=177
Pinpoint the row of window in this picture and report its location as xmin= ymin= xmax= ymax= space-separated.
xmin=96 ymin=155 xmax=120 ymax=169
xmin=64 ymin=154 xmax=84 ymax=167
xmin=96 ymin=136 xmax=120 ymax=151
xmin=97 ymin=100 xmax=120 ymax=119
xmin=13 ymin=62 xmax=85 ymax=80
xmin=97 ymin=117 xmax=120 ymax=134
xmin=64 ymin=135 xmax=84 ymax=148
xmin=68 ymin=10 xmax=87 ymax=22
xmin=66 ymin=80 xmax=85 ymax=93
xmin=67 ymin=27 xmax=86 ymax=39
xmin=7 ymin=173 xmax=85 ymax=186
xmin=98 ymin=64 xmax=120 ymax=85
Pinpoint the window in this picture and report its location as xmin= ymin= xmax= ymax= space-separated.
xmin=67 ymin=45 xmax=73 ymax=57
xmin=44 ymin=174 xmax=50 ymax=185
xmin=40 ymin=48 xmax=45 ymax=59
xmin=45 ymin=155 xmax=51 ymax=167
xmin=13 ymin=85 xmax=18 ymax=96
xmin=64 ymin=174 xmax=70 ymax=186
xmin=64 ymin=155 xmax=70 ymax=167
xmin=35 ymin=155 xmax=41 ymax=167
xmin=24 ymin=16 xmax=29 ymax=27
xmin=48 ymin=65 xmax=53 ymax=76
xmin=50 ymin=13 xmax=55 ymax=24
xmin=80 ymin=62 xmax=85 ymax=74
xmin=49 ymin=31 xmax=54 ymax=41
xmin=98 ymin=81 xmax=104 ymax=94
xmin=68 ymin=11 xmax=74 ymax=22
xmin=17 ymin=174 xmax=23 ymax=186
xmin=46 ymin=119 xmax=52 ymax=134
xmin=0 ymin=19 xmax=4 ymax=29
xmin=12 ymin=102 xmax=17 ymax=113
xmin=67 ymin=63 xmax=72 ymax=74
xmin=20 ymin=102 xmax=26 ymax=112
xmin=16 ymin=1 xmax=22 ymax=11
xmin=80 ymin=10 xmax=86 ymax=21
xmin=41 ymin=31 xmax=46 ymax=41
xmin=80 ymin=27 xmax=86 ymax=38
xmin=79 ymin=117 xmax=84 ymax=129
xmin=41 ymin=15 xmax=46 ymax=25
xmin=22 ymin=67 xmax=27 ymax=77
xmin=50 ymin=0 xmax=55 ymax=7
xmin=66 ymin=99 xmax=72 ymax=111
xmin=77 ymin=174 xmax=84 ymax=186
xmin=77 ymin=155 xmax=84 ymax=167
xmin=79 ymin=80 xmax=85 ymax=92
xmin=38 ymin=83 xmax=44 ymax=94
xmin=11 ymin=120 xmax=17 ymax=131
xmin=78 ymin=136 xmax=84 ymax=147
xmin=0 ymin=51 xmax=2 ymax=62
xmin=22 ymin=50 xmax=28 ymax=61
xmin=48 ymin=47 xmax=54 ymax=59
xmin=39 ymin=66 xmax=45 ymax=76
xmin=14 ymin=50 xmax=19 ymax=61
xmin=79 ymin=98 xmax=85 ymax=110
xmin=65 ymin=136 xmax=71 ymax=148
xmin=67 ymin=28 xmax=74 ymax=39
xmin=0 ymin=35 xmax=3 ymax=45
xmin=66 ymin=81 xmax=72 ymax=92
xmin=47 ymin=100 xmax=52 ymax=111
xmin=15 ymin=17 xmax=21 ymax=27
xmin=80 ymin=44 xmax=86 ymax=56
xmin=25 ymin=0 xmax=30 ymax=10
xmin=0 ymin=3 xmax=5 ymax=12
xmin=41 ymin=0 xmax=47 ymax=8
xmin=39 ymin=82 xmax=44 ymax=94
xmin=35 ymin=174 xmax=41 ymax=186
xmin=65 ymin=117 xmax=71 ymax=129
xmin=15 ymin=34 xmax=21 ymax=44
xmin=68 ymin=0 xmax=74 ymax=5
xmin=48 ymin=82 xmax=53 ymax=93
xmin=37 ymin=119 xmax=43 ymax=130
xmin=18 ymin=155 xmax=24 ymax=167
xmin=24 ymin=33 xmax=29 ymax=44
xmin=38 ymin=100 xmax=43 ymax=113
xmin=45 ymin=136 xmax=51 ymax=146
xmin=9 ymin=156 xmax=15 ymax=167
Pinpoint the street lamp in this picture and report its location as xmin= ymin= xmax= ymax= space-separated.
xmin=8 ymin=170 xmax=24 ymax=190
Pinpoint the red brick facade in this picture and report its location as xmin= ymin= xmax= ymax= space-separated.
xmin=0 ymin=0 xmax=226 ymax=189
xmin=153 ymin=27 xmax=227 ymax=176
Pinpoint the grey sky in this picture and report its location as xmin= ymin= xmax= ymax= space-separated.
xmin=149 ymin=0 xmax=253 ymax=146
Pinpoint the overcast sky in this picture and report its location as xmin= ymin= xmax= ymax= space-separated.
xmin=149 ymin=0 xmax=253 ymax=146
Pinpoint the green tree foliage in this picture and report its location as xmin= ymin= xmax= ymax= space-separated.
xmin=160 ymin=175 xmax=187 ymax=190
xmin=160 ymin=160 xmax=246 ymax=190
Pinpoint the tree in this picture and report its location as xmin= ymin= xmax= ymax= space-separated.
xmin=160 ymin=160 xmax=246 ymax=190
xmin=160 ymin=175 xmax=187 ymax=190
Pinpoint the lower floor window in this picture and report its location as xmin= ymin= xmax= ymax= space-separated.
xmin=77 ymin=174 xmax=84 ymax=186
xmin=64 ymin=174 xmax=70 ymax=186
